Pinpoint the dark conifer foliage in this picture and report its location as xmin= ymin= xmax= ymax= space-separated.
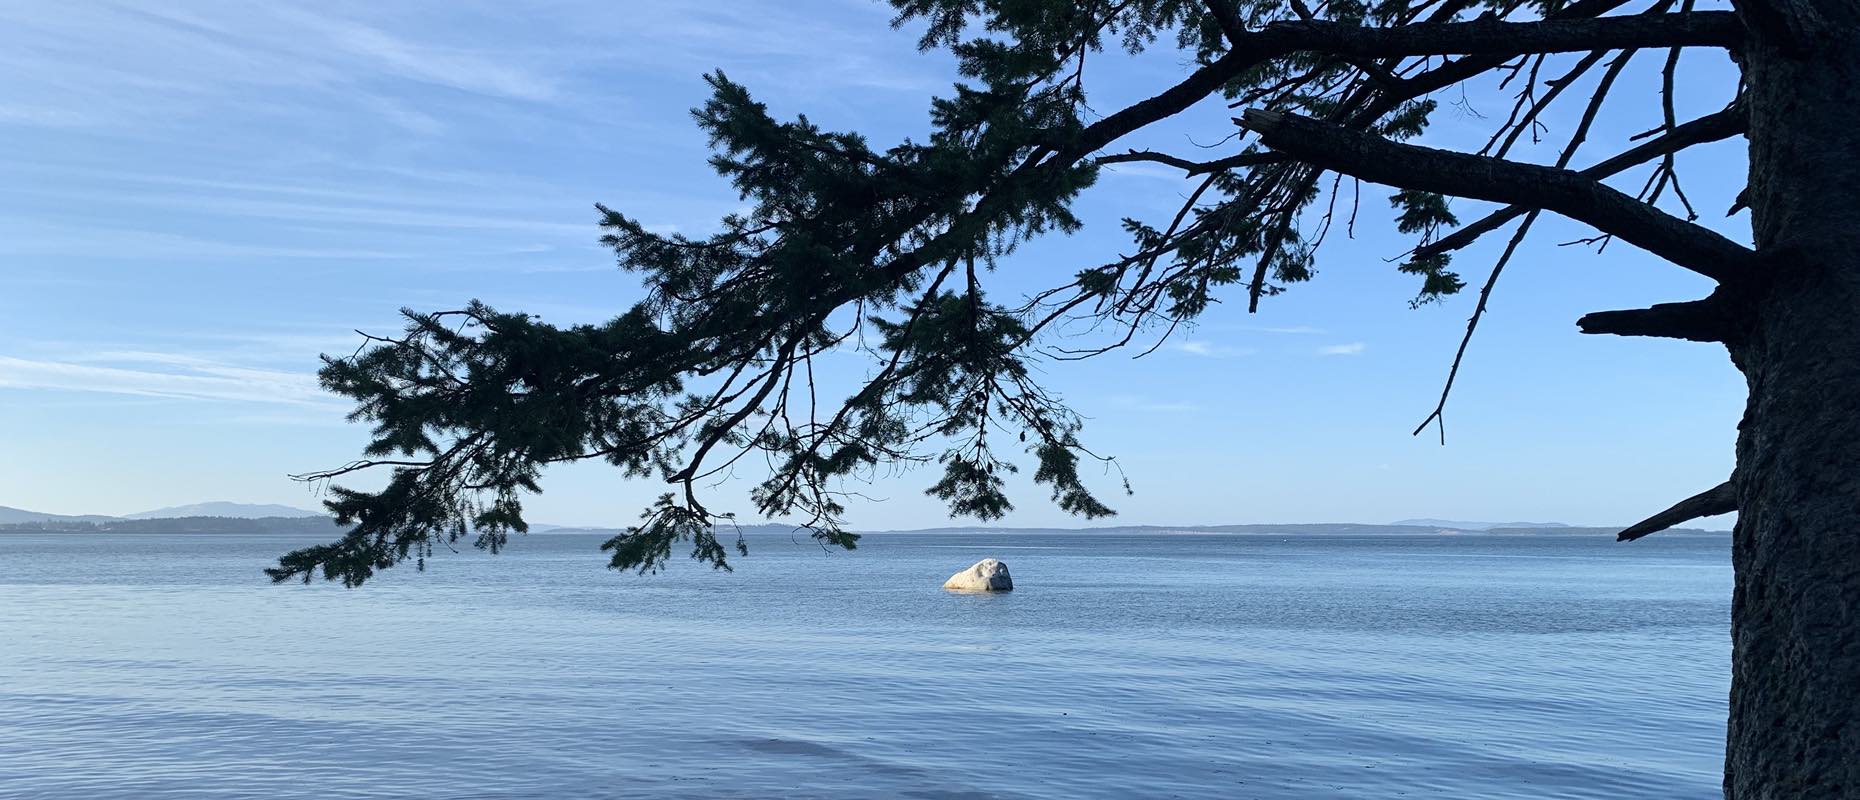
xmin=279 ymin=1 xmax=1860 ymax=790
xmin=273 ymin=0 xmax=1753 ymax=587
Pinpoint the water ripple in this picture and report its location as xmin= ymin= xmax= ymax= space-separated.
xmin=0 ymin=531 xmax=1730 ymax=799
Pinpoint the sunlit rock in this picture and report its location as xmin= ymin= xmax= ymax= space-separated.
xmin=942 ymin=558 xmax=1013 ymax=592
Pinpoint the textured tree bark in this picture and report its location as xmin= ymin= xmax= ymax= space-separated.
xmin=1725 ymin=0 xmax=1860 ymax=795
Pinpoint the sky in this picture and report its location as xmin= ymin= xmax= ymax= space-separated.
xmin=1 ymin=0 xmax=1749 ymax=529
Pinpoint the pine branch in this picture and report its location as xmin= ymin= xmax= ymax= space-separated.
xmin=1235 ymin=108 xmax=1754 ymax=282
xmin=1415 ymin=102 xmax=1747 ymax=260
xmin=1071 ymin=7 xmax=1740 ymax=161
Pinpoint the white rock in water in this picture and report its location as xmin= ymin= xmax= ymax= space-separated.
xmin=942 ymin=558 xmax=1013 ymax=592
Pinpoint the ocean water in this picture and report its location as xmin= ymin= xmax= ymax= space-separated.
xmin=0 ymin=530 xmax=1730 ymax=799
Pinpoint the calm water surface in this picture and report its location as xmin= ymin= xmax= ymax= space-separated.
xmin=0 ymin=530 xmax=1730 ymax=799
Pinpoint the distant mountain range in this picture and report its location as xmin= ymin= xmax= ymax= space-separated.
xmin=0 ymin=503 xmax=1729 ymax=536
xmin=0 ymin=515 xmax=343 ymax=535
xmin=123 ymin=502 xmax=324 ymax=520
xmin=0 ymin=506 xmax=116 ymax=525
xmin=0 ymin=501 xmax=321 ymax=525
xmin=1389 ymin=519 xmax=1571 ymax=531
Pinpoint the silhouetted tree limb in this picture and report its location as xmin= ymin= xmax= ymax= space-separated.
xmin=1237 ymin=11 xmax=1741 ymax=57
xmin=1616 ymin=480 xmax=1736 ymax=540
xmin=1416 ymin=101 xmax=1747 ymax=260
xmin=1095 ymin=149 xmax=1285 ymax=173
xmin=1413 ymin=45 xmax=1640 ymax=442
xmin=1576 ymin=293 xmax=1739 ymax=342
xmin=280 ymin=0 xmax=1762 ymax=590
xmin=275 ymin=0 xmax=1860 ymax=793
xmin=1235 ymin=108 xmax=1754 ymax=281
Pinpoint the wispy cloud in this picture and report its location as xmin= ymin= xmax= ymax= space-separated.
xmin=0 ymin=1 xmax=943 ymax=139
xmin=597 ymin=3 xmax=944 ymax=95
xmin=0 ymin=2 xmax=563 ymax=134
xmin=0 ymin=224 xmax=420 ymax=260
xmin=268 ymin=6 xmax=558 ymax=101
xmin=1171 ymin=339 xmax=1256 ymax=358
xmin=15 ymin=188 xmax=595 ymax=237
xmin=1318 ymin=342 xmax=1367 ymax=356
xmin=0 ymin=352 xmax=338 ymax=407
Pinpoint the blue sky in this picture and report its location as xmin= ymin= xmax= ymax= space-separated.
xmin=2 ymin=1 xmax=1747 ymax=528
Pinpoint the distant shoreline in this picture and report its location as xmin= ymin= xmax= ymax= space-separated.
xmin=0 ymin=516 xmax=344 ymax=536
xmin=0 ymin=516 xmax=1731 ymax=537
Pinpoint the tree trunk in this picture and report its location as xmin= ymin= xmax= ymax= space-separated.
xmin=1726 ymin=1 xmax=1860 ymax=795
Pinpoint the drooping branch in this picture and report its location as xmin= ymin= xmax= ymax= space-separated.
xmin=1415 ymin=102 xmax=1747 ymax=260
xmin=1413 ymin=47 xmax=1638 ymax=443
xmin=279 ymin=0 xmax=1757 ymax=586
xmin=1412 ymin=213 xmax=1539 ymax=443
xmin=1048 ymin=3 xmax=1706 ymax=354
xmin=1235 ymin=108 xmax=1755 ymax=282
xmin=1616 ymin=480 xmax=1736 ymax=540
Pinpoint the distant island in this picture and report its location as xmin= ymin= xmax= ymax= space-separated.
xmin=0 ymin=515 xmax=345 ymax=535
xmin=1388 ymin=519 xmax=1572 ymax=531
xmin=0 ymin=502 xmax=1730 ymax=537
xmin=121 ymin=502 xmax=325 ymax=520
xmin=0 ymin=500 xmax=338 ymax=535
xmin=0 ymin=501 xmax=322 ymax=525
